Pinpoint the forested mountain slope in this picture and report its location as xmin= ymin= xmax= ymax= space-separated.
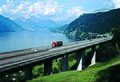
xmin=64 ymin=8 xmax=120 ymax=39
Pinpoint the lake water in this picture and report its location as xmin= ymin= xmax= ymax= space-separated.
xmin=0 ymin=31 xmax=74 ymax=52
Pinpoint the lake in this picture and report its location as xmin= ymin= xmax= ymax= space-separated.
xmin=0 ymin=31 xmax=74 ymax=52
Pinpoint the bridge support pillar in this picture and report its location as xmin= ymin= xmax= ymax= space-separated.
xmin=44 ymin=59 xmax=52 ymax=75
xmin=24 ymin=66 xmax=32 ymax=81
xmin=61 ymin=54 xmax=68 ymax=71
xmin=76 ymin=49 xmax=85 ymax=71
xmin=89 ymin=46 xmax=96 ymax=66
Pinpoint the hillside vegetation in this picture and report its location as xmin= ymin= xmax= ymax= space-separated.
xmin=28 ymin=54 xmax=120 ymax=82
xmin=64 ymin=8 xmax=120 ymax=39
xmin=28 ymin=42 xmax=120 ymax=82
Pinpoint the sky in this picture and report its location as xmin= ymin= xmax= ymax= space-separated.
xmin=0 ymin=0 xmax=120 ymax=22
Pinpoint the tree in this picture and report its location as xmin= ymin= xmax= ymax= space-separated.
xmin=112 ymin=26 xmax=120 ymax=52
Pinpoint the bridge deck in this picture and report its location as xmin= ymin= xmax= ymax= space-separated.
xmin=0 ymin=37 xmax=112 ymax=72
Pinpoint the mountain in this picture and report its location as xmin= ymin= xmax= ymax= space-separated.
xmin=14 ymin=17 xmax=59 ymax=31
xmin=0 ymin=15 xmax=25 ymax=32
xmin=93 ymin=8 xmax=111 ymax=13
xmin=51 ymin=24 xmax=69 ymax=33
xmin=64 ymin=8 xmax=120 ymax=40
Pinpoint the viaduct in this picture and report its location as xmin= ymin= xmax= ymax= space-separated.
xmin=0 ymin=37 xmax=112 ymax=81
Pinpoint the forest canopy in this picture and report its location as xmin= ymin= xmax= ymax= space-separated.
xmin=113 ymin=26 xmax=120 ymax=50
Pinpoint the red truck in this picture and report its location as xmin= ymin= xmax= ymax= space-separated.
xmin=52 ymin=41 xmax=63 ymax=48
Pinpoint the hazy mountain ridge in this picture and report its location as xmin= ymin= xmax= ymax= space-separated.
xmin=64 ymin=8 xmax=120 ymax=39
xmin=0 ymin=15 xmax=25 ymax=32
xmin=14 ymin=17 xmax=61 ymax=31
xmin=51 ymin=24 xmax=69 ymax=33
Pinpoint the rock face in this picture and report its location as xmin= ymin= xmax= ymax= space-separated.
xmin=64 ymin=8 xmax=120 ymax=39
xmin=0 ymin=15 xmax=25 ymax=32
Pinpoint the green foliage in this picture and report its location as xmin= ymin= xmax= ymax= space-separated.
xmin=64 ymin=8 xmax=120 ymax=39
xmin=112 ymin=26 xmax=120 ymax=48
xmin=0 ymin=71 xmax=24 ymax=82
xmin=28 ymin=54 xmax=120 ymax=82
xmin=67 ymin=53 xmax=76 ymax=69
xmin=85 ymin=48 xmax=92 ymax=56
xmin=15 ymin=71 xmax=24 ymax=82
xmin=33 ymin=65 xmax=44 ymax=78
xmin=96 ymin=64 xmax=120 ymax=82
xmin=52 ymin=60 xmax=61 ymax=74
xmin=68 ymin=53 xmax=76 ymax=61
xmin=32 ymin=55 xmax=77 ymax=79
xmin=96 ymin=42 xmax=118 ymax=62
xmin=28 ymin=42 xmax=120 ymax=82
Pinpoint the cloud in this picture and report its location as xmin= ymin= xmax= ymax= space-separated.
xmin=112 ymin=0 xmax=120 ymax=8
xmin=67 ymin=6 xmax=86 ymax=17
xmin=44 ymin=1 xmax=61 ymax=15
xmin=6 ymin=0 xmax=13 ymax=3
xmin=28 ymin=1 xmax=45 ymax=16
xmin=0 ymin=0 xmax=61 ymax=19
xmin=0 ymin=0 xmax=86 ymax=22
xmin=0 ymin=8 xmax=2 ymax=13
xmin=28 ymin=1 xmax=60 ymax=16
xmin=0 ymin=2 xmax=14 ymax=13
xmin=12 ymin=1 xmax=30 ymax=14
xmin=104 ymin=0 xmax=113 ymax=7
xmin=52 ymin=6 xmax=87 ymax=21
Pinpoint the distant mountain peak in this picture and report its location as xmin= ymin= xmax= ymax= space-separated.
xmin=0 ymin=15 xmax=25 ymax=32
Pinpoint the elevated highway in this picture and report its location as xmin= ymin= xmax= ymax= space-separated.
xmin=0 ymin=37 xmax=112 ymax=81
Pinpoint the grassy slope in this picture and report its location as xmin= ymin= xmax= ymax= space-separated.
xmin=28 ymin=54 xmax=120 ymax=82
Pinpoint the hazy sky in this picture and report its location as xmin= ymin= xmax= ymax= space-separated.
xmin=0 ymin=0 xmax=119 ymax=21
